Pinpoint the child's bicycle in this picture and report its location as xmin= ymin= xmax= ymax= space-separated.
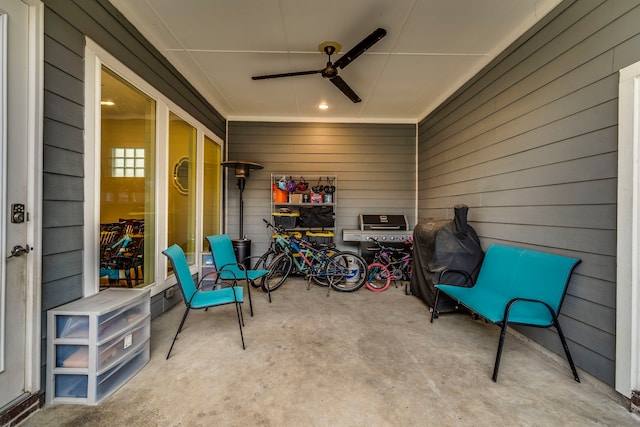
xmin=255 ymin=219 xmax=369 ymax=296
xmin=365 ymin=237 xmax=413 ymax=292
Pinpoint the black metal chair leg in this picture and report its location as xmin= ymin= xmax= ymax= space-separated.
xmin=555 ymin=319 xmax=580 ymax=382
xmin=266 ymin=278 xmax=272 ymax=303
xmin=124 ymin=270 xmax=131 ymax=287
xmin=238 ymin=300 xmax=245 ymax=326
xmin=166 ymin=307 xmax=190 ymax=359
xmin=246 ymin=280 xmax=254 ymax=316
xmin=235 ymin=302 xmax=246 ymax=350
xmin=492 ymin=322 xmax=509 ymax=382
xmin=430 ymin=289 xmax=441 ymax=323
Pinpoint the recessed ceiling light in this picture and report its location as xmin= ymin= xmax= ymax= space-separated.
xmin=318 ymin=103 xmax=329 ymax=110
xmin=101 ymin=101 xmax=115 ymax=106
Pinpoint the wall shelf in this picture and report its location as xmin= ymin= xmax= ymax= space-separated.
xmin=271 ymin=174 xmax=336 ymax=242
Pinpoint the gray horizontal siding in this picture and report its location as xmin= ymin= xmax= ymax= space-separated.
xmin=45 ymin=0 xmax=225 ymax=139
xmin=43 ymin=4 xmax=85 ymax=317
xmin=42 ymin=201 xmax=84 ymax=228
xmin=43 ymin=145 xmax=83 ymax=176
xmin=41 ymin=0 xmax=230 ymax=308
xmin=417 ymin=0 xmax=640 ymax=386
xmin=40 ymin=0 xmax=228 ymax=394
xmin=43 ymin=120 xmax=83 ymax=152
xmin=227 ymin=122 xmax=416 ymax=255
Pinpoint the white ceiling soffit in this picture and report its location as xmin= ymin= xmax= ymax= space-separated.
xmin=110 ymin=0 xmax=562 ymax=123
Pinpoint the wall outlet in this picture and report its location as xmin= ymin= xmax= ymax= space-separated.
xmin=164 ymin=288 xmax=175 ymax=299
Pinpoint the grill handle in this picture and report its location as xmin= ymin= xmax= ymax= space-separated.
xmin=369 ymin=225 xmax=402 ymax=230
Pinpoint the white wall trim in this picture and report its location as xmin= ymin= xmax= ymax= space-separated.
xmin=616 ymin=59 xmax=640 ymax=398
xmin=227 ymin=115 xmax=417 ymax=124
xmin=0 ymin=6 xmax=9 ymax=377
xmin=23 ymin=0 xmax=43 ymax=393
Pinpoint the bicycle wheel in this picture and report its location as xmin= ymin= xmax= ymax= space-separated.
xmin=325 ymin=251 xmax=368 ymax=292
xmin=365 ymin=262 xmax=391 ymax=292
xmin=253 ymin=249 xmax=270 ymax=269
xmin=251 ymin=251 xmax=273 ymax=287
xmin=261 ymin=253 xmax=293 ymax=292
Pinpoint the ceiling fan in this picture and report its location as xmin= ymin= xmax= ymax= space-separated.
xmin=251 ymin=28 xmax=387 ymax=103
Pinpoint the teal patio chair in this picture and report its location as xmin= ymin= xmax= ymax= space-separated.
xmin=205 ymin=234 xmax=269 ymax=317
xmin=162 ymin=244 xmax=245 ymax=359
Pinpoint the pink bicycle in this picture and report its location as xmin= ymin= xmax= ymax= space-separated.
xmin=365 ymin=237 xmax=413 ymax=292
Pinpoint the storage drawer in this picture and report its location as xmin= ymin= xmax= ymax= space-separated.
xmin=97 ymin=344 xmax=149 ymax=402
xmin=56 ymin=315 xmax=89 ymax=339
xmin=97 ymin=319 xmax=150 ymax=371
xmin=54 ymin=374 xmax=88 ymax=398
xmin=97 ymin=295 xmax=148 ymax=341
xmin=56 ymin=345 xmax=88 ymax=368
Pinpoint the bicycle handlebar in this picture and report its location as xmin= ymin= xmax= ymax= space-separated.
xmin=263 ymin=218 xmax=287 ymax=234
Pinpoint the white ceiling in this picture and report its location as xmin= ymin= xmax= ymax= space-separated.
xmin=110 ymin=0 xmax=561 ymax=123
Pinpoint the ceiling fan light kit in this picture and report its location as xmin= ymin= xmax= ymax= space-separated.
xmin=252 ymin=28 xmax=387 ymax=103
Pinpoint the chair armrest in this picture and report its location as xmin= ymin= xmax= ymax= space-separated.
xmin=237 ymin=254 xmax=263 ymax=264
xmin=218 ymin=263 xmax=261 ymax=282
xmin=217 ymin=263 xmax=243 ymax=279
xmin=435 ymin=267 xmax=474 ymax=287
xmin=502 ymin=297 xmax=557 ymax=324
xmin=197 ymin=270 xmax=225 ymax=290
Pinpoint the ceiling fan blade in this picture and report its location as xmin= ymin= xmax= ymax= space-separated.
xmin=329 ymin=76 xmax=361 ymax=103
xmin=333 ymin=28 xmax=386 ymax=70
xmin=252 ymin=69 xmax=322 ymax=80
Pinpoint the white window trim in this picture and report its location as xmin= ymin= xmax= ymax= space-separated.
xmin=616 ymin=60 xmax=640 ymax=398
xmin=84 ymin=38 xmax=223 ymax=297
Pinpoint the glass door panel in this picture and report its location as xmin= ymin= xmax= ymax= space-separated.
xmin=168 ymin=112 xmax=197 ymax=266
xmin=202 ymin=136 xmax=221 ymax=250
xmin=100 ymin=67 xmax=156 ymax=287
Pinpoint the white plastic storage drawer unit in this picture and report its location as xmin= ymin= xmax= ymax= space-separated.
xmin=46 ymin=288 xmax=150 ymax=405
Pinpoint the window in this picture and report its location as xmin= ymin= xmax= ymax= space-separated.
xmin=99 ymin=67 xmax=156 ymax=288
xmin=112 ymin=148 xmax=145 ymax=177
xmin=168 ymin=112 xmax=197 ymax=266
xmin=202 ymin=136 xmax=222 ymax=249
xmin=85 ymin=40 xmax=224 ymax=296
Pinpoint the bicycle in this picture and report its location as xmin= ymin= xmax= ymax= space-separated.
xmin=254 ymin=219 xmax=336 ymax=285
xmin=252 ymin=232 xmax=293 ymax=295
xmin=365 ymin=237 xmax=413 ymax=292
xmin=256 ymin=219 xmax=368 ymax=295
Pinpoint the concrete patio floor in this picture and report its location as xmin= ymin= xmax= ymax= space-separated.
xmin=22 ymin=277 xmax=640 ymax=426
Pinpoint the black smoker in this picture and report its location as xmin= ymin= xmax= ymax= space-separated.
xmin=409 ymin=204 xmax=484 ymax=312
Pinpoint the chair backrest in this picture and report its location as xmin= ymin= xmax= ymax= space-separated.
xmin=116 ymin=236 xmax=144 ymax=268
xmin=506 ymin=247 xmax=580 ymax=314
xmin=473 ymin=244 xmax=523 ymax=295
xmin=119 ymin=218 xmax=145 ymax=236
xmin=100 ymin=223 xmax=128 ymax=268
xmin=162 ymin=244 xmax=197 ymax=304
xmin=477 ymin=244 xmax=581 ymax=313
xmin=205 ymin=234 xmax=242 ymax=273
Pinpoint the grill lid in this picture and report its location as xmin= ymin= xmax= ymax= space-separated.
xmin=359 ymin=214 xmax=408 ymax=230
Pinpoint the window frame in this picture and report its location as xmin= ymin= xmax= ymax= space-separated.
xmin=84 ymin=38 xmax=223 ymax=297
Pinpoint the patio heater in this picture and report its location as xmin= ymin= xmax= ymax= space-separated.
xmin=221 ymin=160 xmax=263 ymax=268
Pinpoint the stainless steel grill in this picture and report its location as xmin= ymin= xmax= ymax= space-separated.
xmin=342 ymin=214 xmax=413 ymax=262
